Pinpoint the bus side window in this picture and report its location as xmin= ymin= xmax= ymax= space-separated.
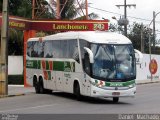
xmin=27 ymin=42 xmax=32 ymax=57
xmin=38 ymin=41 xmax=45 ymax=58
xmin=68 ymin=40 xmax=79 ymax=63
xmin=31 ymin=41 xmax=38 ymax=57
xmin=44 ymin=41 xmax=53 ymax=58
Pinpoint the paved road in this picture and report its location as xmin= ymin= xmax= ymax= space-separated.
xmin=0 ymin=83 xmax=160 ymax=114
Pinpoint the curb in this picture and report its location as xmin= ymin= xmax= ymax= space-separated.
xmin=137 ymin=81 xmax=160 ymax=85
xmin=0 ymin=93 xmax=25 ymax=98
xmin=8 ymin=85 xmax=24 ymax=87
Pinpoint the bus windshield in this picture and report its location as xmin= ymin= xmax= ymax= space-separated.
xmin=91 ymin=44 xmax=136 ymax=81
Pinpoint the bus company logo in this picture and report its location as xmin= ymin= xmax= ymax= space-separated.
xmin=64 ymin=62 xmax=75 ymax=72
xmin=110 ymin=82 xmax=123 ymax=87
xmin=149 ymin=59 xmax=158 ymax=74
xmin=93 ymin=23 xmax=105 ymax=30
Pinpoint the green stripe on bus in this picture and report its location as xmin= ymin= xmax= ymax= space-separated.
xmin=26 ymin=60 xmax=75 ymax=72
xmin=48 ymin=71 xmax=51 ymax=80
xmin=37 ymin=60 xmax=41 ymax=69
xmin=105 ymin=80 xmax=135 ymax=87
xmin=46 ymin=61 xmax=49 ymax=70
xmin=53 ymin=61 xmax=64 ymax=71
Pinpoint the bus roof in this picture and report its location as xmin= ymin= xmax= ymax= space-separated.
xmin=28 ymin=31 xmax=132 ymax=44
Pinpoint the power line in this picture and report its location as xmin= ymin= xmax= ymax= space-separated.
xmin=89 ymin=6 xmax=160 ymax=23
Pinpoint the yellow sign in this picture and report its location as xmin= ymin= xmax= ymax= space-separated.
xmin=9 ymin=21 xmax=26 ymax=29
xmin=53 ymin=24 xmax=88 ymax=30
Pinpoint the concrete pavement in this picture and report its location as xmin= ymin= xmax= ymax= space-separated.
xmin=7 ymin=85 xmax=35 ymax=97
xmin=8 ymin=85 xmax=35 ymax=95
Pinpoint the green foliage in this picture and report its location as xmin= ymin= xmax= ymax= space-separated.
xmin=9 ymin=0 xmax=31 ymax=17
xmin=127 ymin=22 xmax=153 ymax=53
xmin=8 ymin=29 xmax=23 ymax=55
xmin=15 ymin=0 xmax=32 ymax=18
xmin=0 ymin=0 xmax=32 ymax=18
xmin=60 ymin=0 xmax=77 ymax=19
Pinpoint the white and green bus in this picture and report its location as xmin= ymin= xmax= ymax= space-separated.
xmin=26 ymin=31 xmax=142 ymax=102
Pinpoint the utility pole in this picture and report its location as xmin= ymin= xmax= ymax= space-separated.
xmin=0 ymin=0 xmax=9 ymax=96
xmin=149 ymin=11 xmax=160 ymax=54
xmin=116 ymin=0 xmax=136 ymax=37
xmin=153 ymin=11 xmax=156 ymax=54
xmin=124 ymin=0 xmax=127 ymax=37
xmin=141 ymin=25 xmax=144 ymax=53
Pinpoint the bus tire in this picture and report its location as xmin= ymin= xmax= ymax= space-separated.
xmin=113 ymin=97 xmax=119 ymax=103
xmin=39 ymin=77 xmax=45 ymax=94
xmin=33 ymin=76 xmax=40 ymax=94
xmin=74 ymin=82 xmax=82 ymax=101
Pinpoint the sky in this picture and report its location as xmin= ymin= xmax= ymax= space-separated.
xmin=88 ymin=0 xmax=160 ymax=33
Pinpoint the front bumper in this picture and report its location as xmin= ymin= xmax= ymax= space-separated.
xmin=91 ymin=85 xmax=136 ymax=98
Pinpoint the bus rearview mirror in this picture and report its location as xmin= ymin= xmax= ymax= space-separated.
xmin=84 ymin=47 xmax=94 ymax=63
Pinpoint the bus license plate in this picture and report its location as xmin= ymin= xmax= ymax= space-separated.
xmin=112 ymin=92 xmax=120 ymax=96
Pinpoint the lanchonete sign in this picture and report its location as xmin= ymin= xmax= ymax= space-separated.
xmin=0 ymin=14 xmax=108 ymax=31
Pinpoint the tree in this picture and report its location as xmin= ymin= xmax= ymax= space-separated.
xmin=8 ymin=29 xmax=23 ymax=55
xmin=15 ymin=0 xmax=32 ymax=18
xmin=49 ymin=0 xmax=98 ymax=20
xmin=127 ymin=22 xmax=154 ymax=53
xmin=0 ymin=0 xmax=32 ymax=18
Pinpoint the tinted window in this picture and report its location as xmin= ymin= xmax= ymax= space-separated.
xmin=44 ymin=41 xmax=53 ymax=58
xmin=27 ymin=42 xmax=33 ymax=57
xmin=61 ymin=41 xmax=68 ymax=58
xmin=27 ymin=41 xmax=44 ymax=58
xmin=27 ymin=39 xmax=79 ymax=62
xmin=68 ymin=40 xmax=79 ymax=62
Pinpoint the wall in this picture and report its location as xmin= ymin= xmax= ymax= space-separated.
xmin=8 ymin=56 xmax=23 ymax=75
xmin=136 ymin=54 xmax=160 ymax=83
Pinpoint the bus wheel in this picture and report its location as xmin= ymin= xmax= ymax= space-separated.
xmin=39 ymin=78 xmax=45 ymax=94
xmin=113 ymin=97 xmax=119 ymax=103
xmin=34 ymin=77 xmax=40 ymax=94
xmin=74 ymin=83 xmax=82 ymax=101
